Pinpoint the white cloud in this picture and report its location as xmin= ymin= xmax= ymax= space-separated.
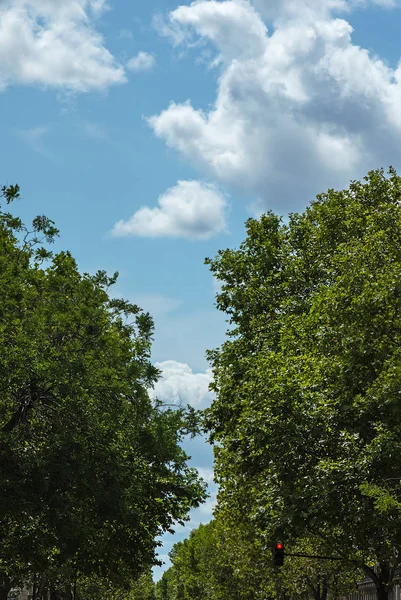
xmin=0 ymin=0 xmax=125 ymax=92
xmin=150 ymin=360 xmax=214 ymax=409
xmin=150 ymin=0 xmax=401 ymax=212
xmin=170 ymin=0 xmax=268 ymax=59
xmin=153 ymin=12 xmax=188 ymax=46
xmin=89 ymin=0 xmax=109 ymax=17
xmin=127 ymin=51 xmax=156 ymax=72
xmin=112 ymin=180 xmax=228 ymax=240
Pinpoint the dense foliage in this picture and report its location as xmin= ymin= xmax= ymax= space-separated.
xmin=205 ymin=167 xmax=401 ymax=600
xmin=0 ymin=184 xmax=206 ymax=598
xmin=155 ymin=519 xmax=359 ymax=600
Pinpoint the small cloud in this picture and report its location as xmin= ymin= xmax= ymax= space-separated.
xmin=152 ymin=13 xmax=187 ymax=46
xmin=18 ymin=126 xmax=55 ymax=159
xmin=90 ymin=0 xmax=110 ymax=17
xmin=149 ymin=360 xmax=214 ymax=409
xmin=112 ymin=180 xmax=229 ymax=240
xmin=127 ymin=51 xmax=156 ymax=72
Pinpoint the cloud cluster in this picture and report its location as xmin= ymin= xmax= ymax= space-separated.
xmin=127 ymin=51 xmax=156 ymax=72
xmin=112 ymin=180 xmax=228 ymax=240
xmin=0 ymin=0 xmax=125 ymax=91
xmin=150 ymin=0 xmax=401 ymax=212
xmin=150 ymin=360 xmax=214 ymax=409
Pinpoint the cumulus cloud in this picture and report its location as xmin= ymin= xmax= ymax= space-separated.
xmin=150 ymin=0 xmax=401 ymax=212
xmin=0 ymin=0 xmax=125 ymax=92
xmin=169 ymin=0 xmax=268 ymax=59
xmin=149 ymin=360 xmax=214 ymax=409
xmin=112 ymin=180 xmax=228 ymax=240
xmin=127 ymin=51 xmax=156 ymax=72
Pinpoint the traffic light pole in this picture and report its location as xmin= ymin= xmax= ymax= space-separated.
xmin=284 ymin=553 xmax=342 ymax=561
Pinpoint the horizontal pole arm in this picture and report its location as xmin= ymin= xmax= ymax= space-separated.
xmin=285 ymin=553 xmax=342 ymax=561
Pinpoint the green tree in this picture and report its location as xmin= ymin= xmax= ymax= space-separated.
xmin=205 ymin=167 xmax=401 ymax=600
xmin=77 ymin=570 xmax=155 ymax=600
xmin=155 ymin=571 xmax=173 ymax=600
xmin=156 ymin=523 xmax=221 ymax=600
xmin=155 ymin=518 xmax=359 ymax=600
xmin=277 ymin=537 xmax=360 ymax=600
xmin=156 ymin=519 xmax=269 ymax=600
xmin=0 ymin=185 xmax=206 ymax=598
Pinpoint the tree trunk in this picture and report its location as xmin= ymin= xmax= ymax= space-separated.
xmin=32 ymin=573 xmax=37 ymax=600
xmin=321 ymin=576 xmax=329 ymax=600
xmin=0 ymin=573 xmax=12 ymax=600
xmin=363 ymin=563 xmax=392 ymax=600
xmin=50 ymin=585 xmax=61 ymax=600
xmin=64 ymin=584 xmax=73 ymax=600
xmin=307 ymin=575 xmax=329 ymax=600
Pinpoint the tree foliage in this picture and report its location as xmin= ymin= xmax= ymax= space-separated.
xmin=0 ymin=184 xmax=206 ymax=597
xmin=155 ymin=521 xmax=243 ymax=600
xmin=205 ymin=167 xmax=401 ymax=599
xmin=155 ymin=519 xmax=359 ymax=600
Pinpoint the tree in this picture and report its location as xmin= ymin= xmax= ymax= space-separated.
xmin=77 ymin=569 xmax=156 ymax=600
xmin=156 ymin=519 xmax=270 ymax=600
xmin=276 ymin=537 xmax=360 ymax=600
xmin=155 ymin=518 xmax=359 ymax=600
xmin=0 ymin=184 xmax=206 ymax=597
xmin=205 ymin=167 xmax=401 ymax=600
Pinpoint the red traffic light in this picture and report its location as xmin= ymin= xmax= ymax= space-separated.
xmin=274 ymin=542 xmax=285 ymax=566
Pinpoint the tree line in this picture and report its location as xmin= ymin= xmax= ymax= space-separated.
xmin=158 ymin=167 xmax=401 ymax=600
xmin=3 ymin=166 xmax=401 ymax=600
xmin=155 ymin=520 xmax=360 ymax=600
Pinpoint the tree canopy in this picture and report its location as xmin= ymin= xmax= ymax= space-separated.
xmin=205 ymin=167 xmax=401 ymax=600
xmin=0 ymin=184 xmax=206 ymax=598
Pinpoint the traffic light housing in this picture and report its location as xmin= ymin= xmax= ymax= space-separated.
xmin=274 ymin=542 xmax=284 ymax=566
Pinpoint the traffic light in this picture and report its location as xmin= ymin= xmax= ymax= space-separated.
xmin=274 ymin=542 xmax=284 ymax=566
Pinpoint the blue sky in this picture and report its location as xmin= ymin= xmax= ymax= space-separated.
xmin=1 ymin=0 xmax=401 ymax=581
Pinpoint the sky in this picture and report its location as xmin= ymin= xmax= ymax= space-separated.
xmin=1 ymin=0 xmax=401 ymax=581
